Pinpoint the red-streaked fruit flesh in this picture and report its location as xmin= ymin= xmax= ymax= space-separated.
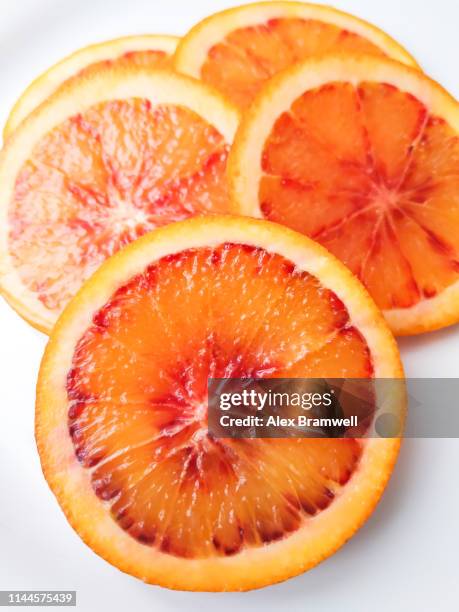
xmin=67 ymin=243 xmax=372 ymax=558
xmin=9 ymin=100 xmax=230 ymax=316
xmin=260 ymin=82 xmax=459 ymax=311
xmin=80 ymin=49 xmax=171 ymax=76
xmin=201 ymin=18 xmax=387 ymax=108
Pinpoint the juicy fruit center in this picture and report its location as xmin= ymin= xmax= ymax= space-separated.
xmin=260 ymin=82 xmax=459 ymax=310
xmin=67 ymin=244 xmax=371 ymax=558
xmin=9 ymin=100 xmax=230 ymax=315
xmin=201 ymin=18 xmax=386 ymax=108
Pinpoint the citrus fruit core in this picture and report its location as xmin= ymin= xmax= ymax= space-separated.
xmin=260 ymin=80 xmax=459 ymax=313
xmin=66 ymin=242 xmax=370 ymax=558
xmin=201 ymin=17 xmax=387 ymax=108
xmin=9 ymin=100 xmax=229 ymax=315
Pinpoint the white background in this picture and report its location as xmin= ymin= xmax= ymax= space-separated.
xmin=0 ymin=0 xmax=458 ymax=610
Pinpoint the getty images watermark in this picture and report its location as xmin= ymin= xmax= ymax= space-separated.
xmin=208 ymin=378 xmax=459 ymax=438
xmin=218 ymin=385 xmax=358 ymax=431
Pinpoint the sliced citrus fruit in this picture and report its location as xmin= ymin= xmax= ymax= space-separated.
xmin=0 ymin=65 xmax=239 ymax=333
xmin=229 ymin=54 xmax=459 ymax=335
xmin=36 ymin=215 xmax=404 ymax=591
xmin=174 ymin=1 xmax=418 ymax=109
xmin=4 ymin=35 xmax=179 ymax=139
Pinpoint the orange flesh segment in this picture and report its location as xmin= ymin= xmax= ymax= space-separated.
xmin=83 ymin=49 xmax=171 ymax=68
xmin=201 ymin=18 xmax=386 ymax=108
xmin=79 ymin=50 xmax=171 ymax=77
xmin=9 ymin=100 xmax=230 ymax=314
xmin=67 ymin=244 xmax=371 ymax=558
xmin=260 ymin=82 xmax=459 ymax=310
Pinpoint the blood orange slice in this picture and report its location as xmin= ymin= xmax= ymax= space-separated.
xmin=174 ymin=1 xmax=418 ymax=109
xmin=229 ymin=54 xmax=459 ymax=335
xmin=4 ymin=35 xmax=179 ymax=139
xmin=0 ymin=66 xmax=239 ymax=333
xmin=36 ymin=215 xmax=404 ymax=591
